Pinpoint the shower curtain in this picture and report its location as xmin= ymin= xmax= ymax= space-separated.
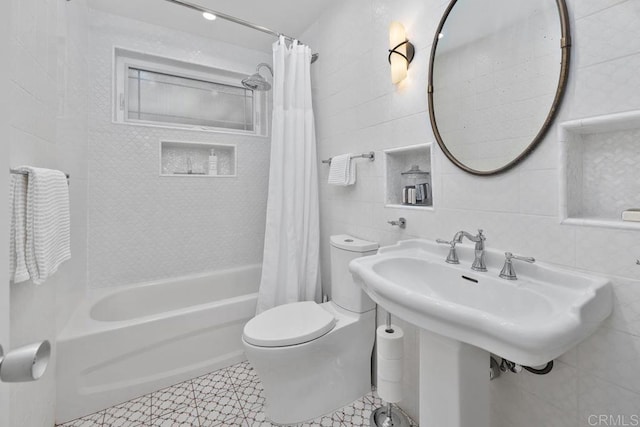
xmin=256 ymin=37 xmax=321 ymax=314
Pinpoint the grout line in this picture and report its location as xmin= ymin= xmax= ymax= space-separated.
xmin=148 ymin=391 xmax=154 ymax=425
xmin=189 ymin=380 xmax=203 ymax=427
xmin=577 ymin=49 xmax=640 ymax=70
xmin=230 ymin=374 xmax=250 ymax=422
xmin=575 ymin=0 xmax=630 ymax=20
xmin=226 ymin=369 xmax=244 ymax=425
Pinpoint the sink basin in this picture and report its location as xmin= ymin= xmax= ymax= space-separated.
xmin=350 ymin=239 xmax=612 ymax=367
xmin=372 ymin=257 xmax=556 ymax=320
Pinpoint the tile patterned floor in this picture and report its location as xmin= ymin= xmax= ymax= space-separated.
xmin=57 ymin=361 xmax=417 ymax=427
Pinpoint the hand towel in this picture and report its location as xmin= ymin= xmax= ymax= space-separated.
xmin=347 ymin=159 xmax=357 ymax=185
xmin=327 ymin=153 xmax=356 ymax=186
xmin=9 ymin=173 xmax=30 ymax=283
xmin=10 ymin=166 xmax=71 ymax=285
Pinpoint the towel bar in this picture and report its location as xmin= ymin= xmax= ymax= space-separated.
xmin=322 ymin=152 xmax=375 ymax=164
xmin=10 ymin=169 xmax=70 ymax=180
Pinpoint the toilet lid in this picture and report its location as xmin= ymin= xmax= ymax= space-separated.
xmin=243 ymin=301 xmax=336 ymax=347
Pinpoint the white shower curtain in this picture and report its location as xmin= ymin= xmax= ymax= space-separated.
xmin=256 ymin=37 xmax=321 ymax=314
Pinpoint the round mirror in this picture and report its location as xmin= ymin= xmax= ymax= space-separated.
xmin=428 ymin=0 xmax=570 ymax=175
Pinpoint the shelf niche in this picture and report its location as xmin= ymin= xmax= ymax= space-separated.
xmin=560 ymin=111 xmax=640 ymax=230
xmin=160 ymin=141 xmax=236 ymax=177
xmin=384 ymin=143 xmax=434 ymax=210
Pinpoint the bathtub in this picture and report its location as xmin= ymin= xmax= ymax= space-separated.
xmin=56 ymin=264 xmax=261 ymax=424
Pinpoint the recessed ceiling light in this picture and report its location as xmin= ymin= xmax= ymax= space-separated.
xmin=202 ymin=12 xmax=217 ymax=21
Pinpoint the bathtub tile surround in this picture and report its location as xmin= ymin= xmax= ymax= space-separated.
xmin=87 ymin=9 xmax=271 ymax=288
xmin=301 ymin=0 xmax=640 ymax=424
xmin=56 ymin=361 xmax=417 ymax=427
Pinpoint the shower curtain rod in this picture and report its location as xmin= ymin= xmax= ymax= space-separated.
xmin=163 ymin=0 xmax=317 ymax=58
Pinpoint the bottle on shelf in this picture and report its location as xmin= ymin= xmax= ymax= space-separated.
xmin=208 ymin=149 xmax=218 ymax=176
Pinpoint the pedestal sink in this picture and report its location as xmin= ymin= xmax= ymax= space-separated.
xmin=349 ymin=239 xmax=612 ymax=427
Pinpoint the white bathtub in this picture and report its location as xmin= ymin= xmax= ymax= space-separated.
xmin=56 ymin=264 xmax=261 ymax=424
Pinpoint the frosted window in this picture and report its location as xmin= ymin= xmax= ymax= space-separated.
xmin=126 ymin=68 xmax=254 ymax=131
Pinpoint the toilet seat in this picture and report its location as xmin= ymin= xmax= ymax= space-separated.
xmin=243 ymin=301 xmax=336 ymax=347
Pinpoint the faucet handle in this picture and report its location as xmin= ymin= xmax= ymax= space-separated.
xmin=436 ymin=239 xmax=460 ymax=264
xmin=507 ymin=252 xmax=535 ymax=263
xmin=499 ymin=252 xmax=535 ymax=280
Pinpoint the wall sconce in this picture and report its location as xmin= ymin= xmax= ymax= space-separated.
xmin=388 ymin=22 xmax=415 ymax=84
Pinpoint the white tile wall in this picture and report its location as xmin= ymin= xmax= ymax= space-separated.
xmin=55 ymin=0 xmax=90 ymax=334
xmin=8 ymin=0 xmax=89 ymax=426
xmin=0 ymin=3 xmax=10 ymax=426
xmin=302 ymin=0 xmax=640 ymax=423
xmin=87 ymin=10 xmax=271 ymax=288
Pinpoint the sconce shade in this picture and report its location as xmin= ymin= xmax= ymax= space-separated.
xmin=389 ymin=22 xmax=415 ymax=84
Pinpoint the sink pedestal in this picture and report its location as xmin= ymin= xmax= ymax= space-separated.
xmin=419 ymin=329 xmax=489 ymax=427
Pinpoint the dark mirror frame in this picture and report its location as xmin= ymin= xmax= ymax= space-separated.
xmin=427 ymin=0 xmax=572 ymax=176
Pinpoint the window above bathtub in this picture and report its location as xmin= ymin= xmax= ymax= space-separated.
xmin=113 ymin=48 xmax=269 ymax=136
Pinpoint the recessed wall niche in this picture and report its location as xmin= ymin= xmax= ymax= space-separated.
xmin=160 ymin=141 xmax=236 ymax=177
xmin=384 ymin=143 xmax=434 ymax=210
xmin=560 ymin=111 xmax=640 ymax=230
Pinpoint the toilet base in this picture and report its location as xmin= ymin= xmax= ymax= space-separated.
xmin=243 ymin=304 xmax=375 ymax=425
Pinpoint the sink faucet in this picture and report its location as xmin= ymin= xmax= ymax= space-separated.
xmin=453 ymin=229 xmax=487 ymax=272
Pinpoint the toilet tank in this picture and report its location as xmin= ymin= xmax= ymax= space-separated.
xmin=330 ymin=235 xmax=378 ymax=313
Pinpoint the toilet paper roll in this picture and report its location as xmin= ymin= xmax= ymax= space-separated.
xmin=376 ymin=324 xmax=404 ymax=360
xmin=377 ymin=377 xmax=403 ymax=403
xmin=376 ymin=323 xmax=404 ymax=403
xmin=0 ymin=340 xmax=51 ymax=383
xmin=377 ymin=356 xmax=403 ymax=382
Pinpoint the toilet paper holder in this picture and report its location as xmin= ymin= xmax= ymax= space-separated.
xmin=0 ymin=340 xmax=51 ymax=383
xmin=371 ymin=313 xmax=411 ymax=427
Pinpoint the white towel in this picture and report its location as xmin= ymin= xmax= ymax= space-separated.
xmin=327 ymin=153 xmax=357 ymax=186
xmin=9 ymin=173 xmax=29 ymax=283
xmin=9 ymin=167 xmax=71 ymax=285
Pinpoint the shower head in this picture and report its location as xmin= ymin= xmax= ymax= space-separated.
xmin=242 ymin=63 xmax=273 ymax=91
xmin=242 ymin=73 xmax=272 ymax=91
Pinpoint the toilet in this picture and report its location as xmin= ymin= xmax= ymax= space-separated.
xmin=242 ymin=234 xmax=378 ymax=425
